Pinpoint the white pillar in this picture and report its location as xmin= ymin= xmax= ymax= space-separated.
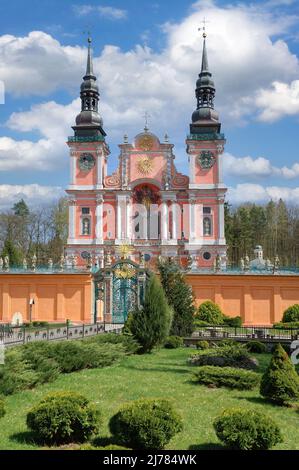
xmin=70 ymin=154 xmax=77 ymax=185
xmin=68 ymin=200 xmax=76 ymax=239
xmin=217 ymin=144 xmax=224 ymax=184
xmin=218 ymin=201 xmax=225 ymax=242
xmin=189 ymin=200 xmax=196 ymax=241
xmin=171 ymin=201 xmax=178 ymax=240
xmin=97 ymin=150 xmax=103 ymax=188
xmin=96 ymin=197 xmax=103 ymax=243
xmin=198 ymin=203 xmax=203 ymax=238
xmin=117 ymin=197 xmax=122 ymax=241
xmin=126 ymin=198 xmax=132 ymax=240
xmin=161 ymin=201 xmax=168 ymax=241
xmin=189 ymin=154 xmax=196 ymax=185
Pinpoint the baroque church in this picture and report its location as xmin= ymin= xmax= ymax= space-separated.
xmin=65 ymin=34 xmax=227 ymax=269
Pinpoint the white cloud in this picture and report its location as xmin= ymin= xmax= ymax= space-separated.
xmin=227 ymin=183 xmax=299 ymax=204
xmin=0 ymin=184 xmax=64 ymax=210
xmin=256 ymin=80 xmax=299 ymax=122
xmin=0 ymin=1 xmax=299 ymax=174
xmin=223 ymin=153 xmax=299 ymax=179
xmin=73 ymin=4 xmax=127 ymax=20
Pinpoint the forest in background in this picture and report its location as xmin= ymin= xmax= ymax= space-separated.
xmin=0 ymin=198 xmax=298 ymax=268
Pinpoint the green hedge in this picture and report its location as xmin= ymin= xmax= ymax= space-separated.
xmin=0 ymin=399 xmax=5 ymax=419
xmin=27 ymin=392 xmax=101 ymax=445
xmin=282 ymin=304 xmax=299 ymax=323
xmin=214 ymin=408 xmax=283 ymax=450
xmin=164 ymin=336 xmax=184 ymax=349
xmin=195 ymin=301 xmax=224 ymax=325
xmin=189 ymin=344 xmax=258 ymax=370
xmin=273 ymin=322 xmax=299 ymax=329
xmin=109 ymin=399 xmax=183 ymax=450
xmin=193 ymin=366 xmax=260 ymax=390
xmin=245 ymin=341 xmax=267 ymax=354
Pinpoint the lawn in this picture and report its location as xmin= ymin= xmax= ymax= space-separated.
xmin=0 ymin=348 xmax=298 ymax=450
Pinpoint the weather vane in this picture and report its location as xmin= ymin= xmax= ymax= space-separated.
xmin=198 ymin=17 xmax=210 ymax=39
xmin=143 ymin=111 xmax=151 ymax=130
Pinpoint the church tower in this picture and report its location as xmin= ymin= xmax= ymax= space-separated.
xmin=65 ymin=38 xmax=110 ymax=264
xmin=186 ymin=31 xmax=227 ymax=267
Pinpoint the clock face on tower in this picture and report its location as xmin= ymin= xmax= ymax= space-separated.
xmin=79 ymin=153 xmax=95 ymax=171
xmin=197 ymin=150 xmax=216 ymax=170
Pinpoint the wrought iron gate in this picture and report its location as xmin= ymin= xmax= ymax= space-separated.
xmin=112 ymin=275 xmax=138 ymax=323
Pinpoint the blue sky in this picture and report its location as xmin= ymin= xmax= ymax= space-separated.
xmin=1 ymin=0 xmax=299 ymax=208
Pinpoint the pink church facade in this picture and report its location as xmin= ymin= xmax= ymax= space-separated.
xmin=65 ymin=37 xmax=227 ymax=269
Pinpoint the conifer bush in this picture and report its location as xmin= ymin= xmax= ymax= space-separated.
xmin=164 ymin=336 xmax=184 ymax=349
xmin=189 ymin=344 xmax=258 ymax=370
xmin=196 ymin=340 xmax=210 ymax=350
xmin=214 ymin=408 xmax=283 ymax=450
xmin=27 ymin=392 xmax=101 ymax=445
xmin=260 ymin=344 xmax=299 ymax=405
xmin=109 ymin=399 xmax=183 ymax=450
xmin=245 ymin=341 xmax=267 ymax=354
xmin=195 ymin=301 xmax=224 ymax=325
xmin=0 ymin=399 xmax=5 ymax=419
xmin=193 ymin=366 xmax=260 ymax=390
xmin=282 ymin=304 xmax=299 ymax=323
xmin=158 ymin=258 xmax=195 ymax=336
xmin=129 ymin=274 xmax=173 ymax=353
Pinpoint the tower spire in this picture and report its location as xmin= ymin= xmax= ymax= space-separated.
xmin=190 ymin=26 xmax=219 ymax=131
xmin=73 ymin=36 xmax=106 ymax=138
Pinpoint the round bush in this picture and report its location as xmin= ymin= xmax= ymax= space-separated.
xmin=196 ymin=301 xmax=224 ymax=325
xmin=196 ymin=340 xmax=210 ymax=350
xmin=109 ymin=399 xmax=183 ymax=450
xmin=0 ymin=399 xmax=5 ymax=419
xmin=282 ymin=304 xmax=299 ymax=323
xmin=214 ymin=408 xmax=283 ymax=450
xmin=245 ymin=341 xmax=267 ymax=354
xmin=27 ymin=391 xmax=101 ymax=445
xmin=194 ymin=366 xmax=260 ymax=390
xmin=164 ymin=336 xmax=184 ymax=349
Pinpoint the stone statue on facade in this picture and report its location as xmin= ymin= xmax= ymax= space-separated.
xmin=244 ymin=255 xmax=250 ymax=272
xmin=23 ymin=258 xmax=28 ymax=270
xmin=4 ymin=255 xmax=9 ymax=271
xmin=71 ymin=254 xmax=77 ymax=269
xmin=105 ymin=251 xmax=112 ymax=268
xmin=273 ymin=255 xmax=280 ymax=273
xmin=0 ymin=258 xmax=3 ymax=271
xmin=139 ymin=252 xmax=145 ymax=268
xmin=240 ymin=258 xmax=245 ymax=271
xmin=48 ymin=258 xmax=53 ymax=270
xmin=59 ymin=255 xmax=65 ymax=271
xmin=215 ymin=254 xmax=221 ymax=272
xmin=31 ymin=254 xmax=37 ymax=272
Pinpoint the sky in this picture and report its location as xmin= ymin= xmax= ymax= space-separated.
xmin=1 ymin=0 xmax=299 ymax=209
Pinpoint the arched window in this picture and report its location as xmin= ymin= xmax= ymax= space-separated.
xmin=203 ymin=217 xmax=212 ymax=236
xmin=82 ymin=218 xmax=91 ymax=236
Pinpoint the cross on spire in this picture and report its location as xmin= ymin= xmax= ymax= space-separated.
xmin=143 ymin=111 xmax=151 ymax=131
xmin=198 ymin=17 xmax=210 ymax=38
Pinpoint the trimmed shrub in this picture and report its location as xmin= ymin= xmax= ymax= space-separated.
xmin=260 ymin=344 xmax=299 ymax=405
xmin=195 ymin=301 xmax=224 ymax=325
xmin=193 ymin=319 xmax=211 ymax=328
xmin=86 ymin=333 xmax=140 ymax=354
xmin=164 ymin=336 xmax=184 ymax=349
xmin=0 ymin=349 xmax=40 ymax=395
xmin=129 ymin=275 xmax=173 ymax=353
xmin=274 ymin=322 xmax=299 ymax=329
xmin=109 ymin=399 xmax=183 ymax=450
xmin=22 ymin=342 xmax=60 ymax=384
xmin=214 ymin=408 xmax=283 ymax=450
xmin=196 ymin=340 xmax=210 ymax=350
xmin=0 ymin=398 xmax=5 ymax=419
xmin=27 ymin=392 xmax=101 ymax=445
xmin=189 ymin=344 xmax=258 ymax=370
xmin=223 ymin=316 xmax=242 ymax=327
xmin=282 ymin=304 xmax=299 ymax=323
xmin=245 ymin=341 xmax=267 ymax=354
xmin=193 ymin=366 xmax=260 ymax=390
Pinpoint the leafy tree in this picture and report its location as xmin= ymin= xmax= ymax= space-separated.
xmin=1 ymin=239 xmax=23 ymax=267
xmin=129 ymin=274 xmax=173 ymax=353
xmin=158 ymin=258 xmax=195 ymax=336
xmin=282 ymin=304 xmax=299 ymax=323
xmin=260 ymin=344 xmax=299 ymax=405
xmin=196 ymin=300 xmax=224 ymax=325
xmin=13 ymin=199 xmax=29 ymax=217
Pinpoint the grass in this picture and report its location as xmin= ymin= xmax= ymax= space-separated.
xmin=0 ymin=348 xmax=298 ymax=450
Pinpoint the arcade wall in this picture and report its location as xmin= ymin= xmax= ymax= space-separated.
xmin=0 ymin=272 xmax=299 ymax=326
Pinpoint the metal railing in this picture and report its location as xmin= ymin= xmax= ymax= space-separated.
xmin=192 ymin=325 xmax=299 ymax=342
xmin=0 ymin=322 xmax=124 ymax=347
